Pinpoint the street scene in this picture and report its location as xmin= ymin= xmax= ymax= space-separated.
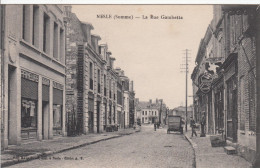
xmin=0 ymin=4 xmax=260 ymax=168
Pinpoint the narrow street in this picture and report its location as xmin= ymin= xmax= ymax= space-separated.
xmin=9 ymin=125 xmax=194 ymax=168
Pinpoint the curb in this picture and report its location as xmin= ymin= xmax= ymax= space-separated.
xmin=184 ymin=134 xmax=197 ymax=168
xmin=2 ymin=130 xmax=139 ymax=167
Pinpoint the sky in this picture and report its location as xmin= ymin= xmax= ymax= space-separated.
xmin=72 ymin=5 xmax=213 ymax=109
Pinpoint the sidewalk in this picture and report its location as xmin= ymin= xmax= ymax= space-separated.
xmin=1 ymin=127 xmax=140 ymax=167
xmin=184 ymin=129 xmax=252 ymax=168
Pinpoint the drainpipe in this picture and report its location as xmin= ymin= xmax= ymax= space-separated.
xmin=254 ymin=5 xmax=260 ymax=168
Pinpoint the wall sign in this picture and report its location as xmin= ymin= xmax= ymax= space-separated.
xmin=198 ymin=72 xmax=213 ymax=94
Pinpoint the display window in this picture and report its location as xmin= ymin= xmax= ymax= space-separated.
xmin=53 ymin=104 xmax=62 ymax=129
xmin=21 ymin=99 xmax=37 ymax=129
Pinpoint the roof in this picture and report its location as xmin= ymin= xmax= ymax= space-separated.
xmin=172 ymin=106 xmax=193 ymax=112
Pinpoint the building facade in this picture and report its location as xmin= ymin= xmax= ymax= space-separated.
xmin=65 ymin=6 xmax=134 ymax=134
xmin=136 ymin=99 xmax=167 ymax=124
xmin=1 ymin=5 xmax=66 ymax=149
xmin=191 ymin=5 xmax=259 ymax=164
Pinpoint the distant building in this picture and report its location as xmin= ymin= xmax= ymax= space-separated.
xmin=169 ymin=105 xmax=193 ymax=124
xmin=136 ymin=99 xmax=167 ymax=124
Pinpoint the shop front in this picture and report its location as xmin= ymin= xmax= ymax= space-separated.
xmin=21 ymin=70 xmax=39 ymax=140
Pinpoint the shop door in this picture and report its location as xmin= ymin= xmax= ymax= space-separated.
xmin=226 ymin=80 xmax=238 ymax=142
xmin=231 ymin=89 xmax=238 ymax=142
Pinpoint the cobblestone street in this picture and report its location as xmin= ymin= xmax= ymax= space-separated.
xmin=8 ymin=125 xmax=194 ymax=168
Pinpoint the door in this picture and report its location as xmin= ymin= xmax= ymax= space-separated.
xmin=88 ymin=111 xmax=94 ymax=133
xmin=226 ymin=78 xmax=238 ymax=142
xmin=232 ymin=89 xmax=238 ymax=142
xmin=96 ymin=102 xmax=100 ymax=133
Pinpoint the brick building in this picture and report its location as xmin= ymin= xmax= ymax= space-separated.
xmin=1 ymin=5 xmax=66 ymax=149
xmin=191 ymin=5 xmax=258 ymax=164
xmin=64 ymin=6 xmax=133 ymax=134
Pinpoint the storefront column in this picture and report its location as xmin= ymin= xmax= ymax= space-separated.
xmin=100 ymin=99 xmax=104 ymax=132
xmin=83 ymin=92 xmax=88 ymax=134
xmin=48 ymin=81 xmax=53 ymax=139
xmin=8 ymin=66 xmax=21 ymax=145
xmin=37 ymin=76 xmax=42 ymax=140
xmin=62 ymin=87 xmax=66 ymax=136
xmin=94 ymin=96 xmax=97 ymax=133
xmin=212 ymin=90 xmax=216 ymax=134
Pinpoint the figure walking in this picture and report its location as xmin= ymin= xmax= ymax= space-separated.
xmin=190 ymin=117 xmax=197 ymax=137
xmin=200 ymin=112 xmax=206 ymax=137
xmin=154 ymin=123 xmax=156 ymax=131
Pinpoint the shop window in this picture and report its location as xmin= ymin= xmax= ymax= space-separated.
xmin=53 ymin=105 xmax=62 ymax=129
xmin=21 ymin=99 xmax=37 ymax=129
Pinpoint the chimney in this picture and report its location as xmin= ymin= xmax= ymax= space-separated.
xmin=91 ymin=34 xmax=101 ymax=54
xmin=149 ymin=99 xmax=152 ymax=104
xmin=64 ymin=6 xmax=72 ymax=18
xmin=81 ymin=22 xmax=94 ymax=45
xmin=135 ymin=98 xmax=139 ymax=104
xmin=99 ymin=44 xmax=107 ymax=61
xmin=131 ymin=81 xmax=134 ymax=91
xmin=110 ymin=57 xmax=115 ymax=69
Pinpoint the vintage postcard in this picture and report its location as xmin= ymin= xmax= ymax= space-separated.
xmin=0 ymin=3 xmax=259 ymax=168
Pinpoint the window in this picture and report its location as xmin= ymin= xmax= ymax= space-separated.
xmin=89 ymin=62 xmax=93 ymax=90
xmin=142 ymin=111 xmax=144 ymax=115
xmin=98 ymin=69 xmax=101 ymax=93
xmin=109 ymin=79 xmax=112 ymax=98
xmin=155 ymin=111 xmax=157 ymax=115
xmin=145 ymin=111 xmax=147 ymax=115
xmin=43 ymin=13 xmax=50 ymax=53
xmin=60 ymin=28 xmax=64 ymax=63
xmin=22 ymin=5 xmax=30 ymax=42
xmin=53 ymin=104 xmax=62 ymax=129
xmin=104 ymin=75 xmax=106 ymax=96
xmin=152 ymin=111 xmax=154 ymax=115
xmin=21 ymin=99 xmax=37 ymax=129
xmin=53 ymin=22 xmax=58 ymax=59
xmin=32 ymin=5 xmax=39 ymax=46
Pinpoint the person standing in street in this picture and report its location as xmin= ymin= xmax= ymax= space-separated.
xmin=200 ymin=112 xmax=206 ymax=137
xmin=154 ymin=123 xmax=157 ymax=131
xmin=190 ymin=117 xmax=197 ymax=137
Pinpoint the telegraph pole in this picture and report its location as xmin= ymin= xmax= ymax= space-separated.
xmin=180 ymin=49 xmax=191 ymax=132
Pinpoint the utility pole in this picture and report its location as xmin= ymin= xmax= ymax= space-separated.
xmin=180 ymin=49 xmax=191 ymax=132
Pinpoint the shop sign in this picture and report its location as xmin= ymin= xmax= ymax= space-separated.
xmin=21 ymin=69 xmax=39 ymax=82
xmin=198 ymin=72 xmax=213 ymax=94
xmin=53 ymin=81 xmax=64 ymax=90
xmin=42 ymin=77 xmax=50 ymax=86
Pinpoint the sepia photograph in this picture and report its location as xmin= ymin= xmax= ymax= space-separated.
xmin=0 ymin=2 xmax=260 ymax=168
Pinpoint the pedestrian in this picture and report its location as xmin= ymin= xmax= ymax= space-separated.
xmin=200 ymin=112 xmax=206 ymax=137
xmin=154 ymin=123 xmax=156 ymax=131
xmin=190 ymin=117 xmax=197 ymax=137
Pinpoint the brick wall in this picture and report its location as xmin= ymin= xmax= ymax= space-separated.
xmin=65 ymin=10 xmax=84 ymax=116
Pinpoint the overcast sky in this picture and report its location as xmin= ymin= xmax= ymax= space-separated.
xmin=72 ymin=5 xmax=213 ymax=109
